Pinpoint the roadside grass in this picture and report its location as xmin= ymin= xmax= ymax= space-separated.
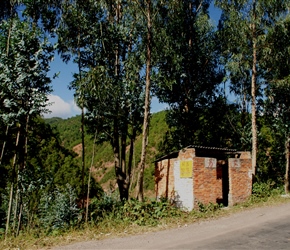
xmin=1 ymin=185 xmax=290 ymax=250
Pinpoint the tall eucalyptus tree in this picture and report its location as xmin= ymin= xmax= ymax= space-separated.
xmin=0 ymin=0 xmax=61 ymax=166
xmin=58 ymin=0 xmax=144 ymax=201
xmin=0 ymin=18 xmax=53 ymax=237
xmin=134 ymin=0 xmax=153 ymax=202
xmin=85 ymin=0 xmax=144 ymax=201
xmin=215 ymin=0 xmax=289 ymax=177
xmin=57 ymin=0 xmax=92 ymax=208
xmin=261 ymin=14 xmax=290 ymax=192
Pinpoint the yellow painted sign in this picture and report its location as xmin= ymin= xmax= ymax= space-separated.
xmin=180 ymin=160 xmax=193 ymax=178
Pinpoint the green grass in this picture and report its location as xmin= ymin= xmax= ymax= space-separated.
xmin=99 ymin=166 xmax=115 ymax=185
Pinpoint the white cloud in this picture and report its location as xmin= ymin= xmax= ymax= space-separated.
xmin=43 ymin=94 xmax=81 ymax=119
xmin=43 ymin=95 xmax=166 ymax=119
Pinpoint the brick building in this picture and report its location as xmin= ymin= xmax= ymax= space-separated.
xmin=155 ymin=146 xmax=252 ymax=210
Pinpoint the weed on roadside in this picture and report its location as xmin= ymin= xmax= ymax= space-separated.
xmin=1 ymin=186 xmax=290 ymax=250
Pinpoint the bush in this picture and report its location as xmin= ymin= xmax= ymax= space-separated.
xmin=89 ymin=193 xmax=122 ymax=222
xmin=251 ymin=181 xmax=283 ymax=201
xmin=122 ymin=198 xmax=181 ymax=226
xmin=88 ymin=195 xmax=181 ymax=226
xmin=197 ymin=202 xmax=223 ymax=213
xmin=39 ymin=184 xmax=81 ymax=234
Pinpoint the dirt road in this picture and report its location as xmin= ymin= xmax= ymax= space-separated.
xmin=53 ymin=201 xmax=290 ymax=249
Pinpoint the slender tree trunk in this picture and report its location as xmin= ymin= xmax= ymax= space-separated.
xmin=136 ymin=0 xmax=152 ymax=202
xmin=12 ymin=171 xmax=20 ymax=233
xmin=16 ymin=202 xmax=23 ymax=237
xmin=285 ymin=136 xmax=290 ymax=194
xmin=81 ymin=106 xmax=85 ymax=208
xmin=14 ymin=115 xmax=29 ymax=236
xmin=0 ymin=126 xmax=9 ymax=166
xmin=76 ymin=20 xmax=86 ymax=209
xmin=121 ymin=128 xmax=128 ymax=200
xmin=241 ymin=80 xmax=248 ymax=151
xmin=121 ymin=128 xmax=127 ymax=174
xmin=85 ymin=129 xmax=98 ymax=223
xmin=5 ymin=125 xmax=20 ymax=239
xmin=112 ymin=0 xmax=128 ymax=201
xmin=127 ymin=129 xmax=136 ymax=196
xmin=251 ymin=0 xmax=257 ymax=178
xmin=112 ymin=117 xmax=123 ymax=199
xmin=130 ymin=141 xmax=136 ymax=195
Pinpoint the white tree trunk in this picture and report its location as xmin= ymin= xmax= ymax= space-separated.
xmin=136 ymin=0 xmax=152 ymax=202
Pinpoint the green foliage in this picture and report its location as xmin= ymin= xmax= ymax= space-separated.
xmin=257 ymin=84 xmax=290 ymax=183
xmin=252 ymin=181 xmax=283 ymax=201
xmin=57 ymin=0 xmax=146 ymax=201
xmin=0 ymin=202 xmax=6 ymax=234
xmin=39 ymin=184 xmax=81 ymax=234
xmin=0 ymin=116 xmax=103 ymax=237
xmin=122 ymin=199 xmax=181 ymax=226
xmin=45 ymin=111 xmax=169 ymax=195
xmin=89 ymin=195 xmax=181 ymax=226
xmin=26 ymin=117 xmax=87 ymax=198
xmin=0 ymin=18 xmax=52 ymax=125
xmin=261 ymin=10 xmax=290 ymax=83
xmin=45 ymin=116 xmax=82 ymax=149
xmin=89 ymin=194 xmax=122 ymax=222
xmin=153 ymin=1 xmax=225 ymax=149
xmin=197 ymin=202 xmax=223 ymax=213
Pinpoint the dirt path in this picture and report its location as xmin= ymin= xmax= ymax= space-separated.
xmin=53 ymin=201 xmax=290 ymax=249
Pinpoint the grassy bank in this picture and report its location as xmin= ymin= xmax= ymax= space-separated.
xmin=1 ymin=184 xmax=290 ymax=250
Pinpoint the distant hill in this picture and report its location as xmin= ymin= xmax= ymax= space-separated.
xmin=45 ymin=111 xmax=169 ymax=196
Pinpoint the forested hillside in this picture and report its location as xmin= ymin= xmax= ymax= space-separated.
xmin=45 ymin=111 xmax=169 ymax=195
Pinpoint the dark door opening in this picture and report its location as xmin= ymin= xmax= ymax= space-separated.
xmin=222 ymin=162 xmax=229 ymax=206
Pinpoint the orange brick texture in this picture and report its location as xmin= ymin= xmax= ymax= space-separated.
xmin=228 ymin=157 xmax=252 ymax=206
xmin=193 ymin=157 xmax=223 ymax=206
xmin=155 ymin=158 xmax=175 ymax=200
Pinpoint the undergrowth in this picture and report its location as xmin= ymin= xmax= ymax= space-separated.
xmin=0 ymin=182 xmax=289 ymax=250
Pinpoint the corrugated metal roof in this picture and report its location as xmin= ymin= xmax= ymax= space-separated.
xmin=154 ymin=145 xmax=238 ymax=162
xmin=186 ymin=145 xmax=237 ymax=152
xmin=154 ymin=150 xmax=179 ymax=162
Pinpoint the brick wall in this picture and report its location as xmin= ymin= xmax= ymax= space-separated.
xmin=155 ymin=148 xmax=252 ymax=210
xmin=178 ymin=148 xmax=196 ymax=159
xmin=193 ymin=157 xmax=223 ymax=206
xmin=228 ymin=156 xmax=252 ymax=206
xmin=155 ymin=158 xmax=175 ymax=200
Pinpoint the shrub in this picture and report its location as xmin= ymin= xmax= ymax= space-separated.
xmin=197 ymin=202 xmax=222 ymax=213
xmin=122 ymin=198 xmax=181 ymax=226
xmin=88 ymin=195 xmax=181 ymax=226
xmin=39 ymin=184 xmax=81 ymax=234
xmin=89 ymin=193 xmax=122 ymax=222
xmin=251 ymin=181 xmax=283 ymax=202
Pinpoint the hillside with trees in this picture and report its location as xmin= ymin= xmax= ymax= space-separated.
xmin=45 ymin=111 xmax=169 ymax=195
xmin=1 ymin=0 xmax=290 ymax=243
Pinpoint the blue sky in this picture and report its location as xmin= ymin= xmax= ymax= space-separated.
xmin=44 ymin=4 xmax=222 ymax=119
